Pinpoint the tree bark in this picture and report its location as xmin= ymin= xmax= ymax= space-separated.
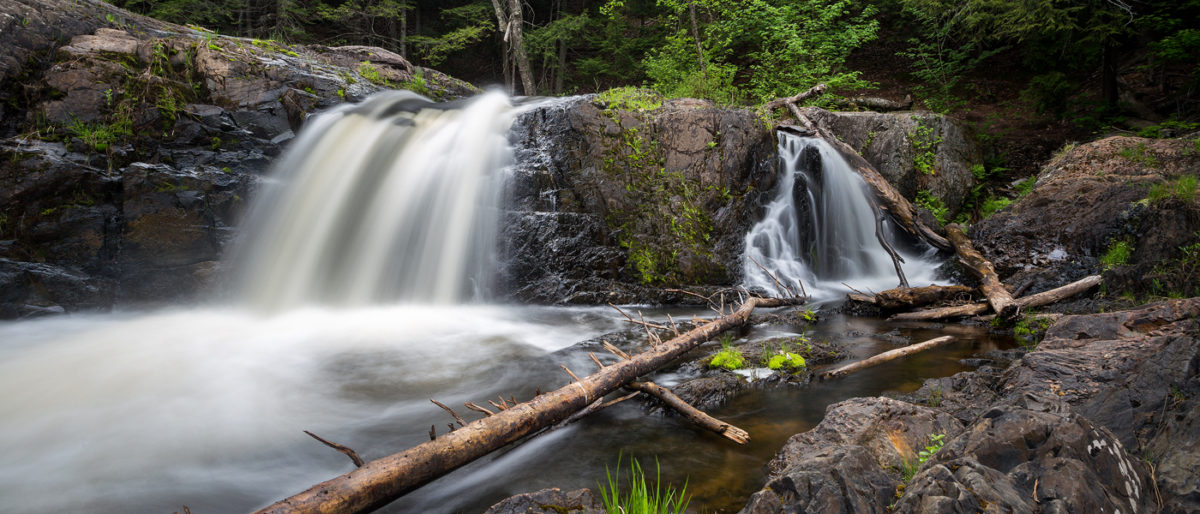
xmin=889 ymin=275 xmax=1101 ymax=322
xmin=688 ymin=2 xmax=706 ymax=80
xmin=873 ymin=285 xmax=974 ymax=310
xmin=626 ymin=381 xmax=748 ymax=444
xmin=507 ymin=0 xmax=535 ymax=96
xmin=254 ymin=296 xmax=803 ymax=514
xmin=945 ymin=224 xmax=1017 ymax=319
xmin=820 ymin=336 xmax=955 ymax=379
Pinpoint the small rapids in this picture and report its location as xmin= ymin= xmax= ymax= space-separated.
xmin=743 ymin=134 xmax=943 ymax=299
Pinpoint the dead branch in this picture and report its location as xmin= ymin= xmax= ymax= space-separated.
xmin=890 ymin=275 xmax=1102 ymax=322
xmin=945 ymin=224 xmax=1017 ymax=319
xmin=464 ymin=402 xmax=494 ymax=417
xmin=820 ymin=336 xmax=956 ymax=379
xmin=303 ymin=430 xmax=365 ymax=468
xmin=763 ymin=83 xmax=828 ymax=111
xmin=873 ymin=208 xmax=909 ymax=288
xmin=560 ymin=364 xmax=581 ymax=382
xmin=256 ymin=295 xmax=804 ymax=514
xmin=626 ymin=381 xmax=750 ymax=444
xmin=430 ymin=399 xmax=466 ymax=427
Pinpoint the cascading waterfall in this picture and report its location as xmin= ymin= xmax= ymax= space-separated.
xmin=228 ymin=90 xmax=515 ymax=310
xmin=743 ymin=133 xmax=941 ymax=299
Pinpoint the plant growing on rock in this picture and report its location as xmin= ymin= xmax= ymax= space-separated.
xmin=1100 ymin=239 xmax=1134 ymax=270
xmin=708 ymin=334 xmax=744 ymax=370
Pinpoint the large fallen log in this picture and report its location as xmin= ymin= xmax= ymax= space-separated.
xmin=820 ymin=336 xmax=955 ymax=379
xmin=945 ymin=224 xmax=1017 ymax=319
xmin=889 ymin=275 xmax=1102 ymax=322
xmin=255 ymin=296 xmax=803 ymax=514
xmin=873 ymin=285 xmax=975 ymax=310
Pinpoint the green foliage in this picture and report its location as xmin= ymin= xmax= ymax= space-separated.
xmin=1021 ymin=71 xmax=1074 ymax=118
xmin=1013 ymin=313 xmax=1054 ymax=349
xmin=400 ymin=69 xmax=433 ymax=97
xmin=1101 ymin=239 xmax=1134 ymax=270
xmin=708 ymin=335 xmax=745 ymax=370
xmin=1014 ymin=176 xmax=1037 ymax=197
xmin=914 ymin=190 xmax=949 ymax=225
xmin=596 ymin=87 xmax=663 ymax=112
xmin=766 ymin=351 xmax=805 ymax=372
xmin=1136 ymin=120 xmax=1200 ymax=139
xmin=1148 ymin=175 xmax=1198 ymax=204
xmin=358 ymin=61 xmax=390 ymax=86
xmin=908 ymin=118 xmax=941 ymax=175
xmin=1119 ymin=143 xmax=1160 ymax=168
xmin=800 ymin=308 xmax=817 ymax=323
xmin=980 ymin=196 xmax=1011 ymax=219
xmin=897 ymin=3 xmax=1005 ymax=113
xmin=251 ymin=38 xmax=299 ymax=57
xmin=599 ymin=456 xmax=689 ymax=514
xmin=67 ymin=119 xmax=122 ymax=152
xmin=917 ymin=433 xmax=945 ymax=465
xmin=1147 ymin=234 xmax=1200 ymax=298
xmin=407 ymin=3 xmax=492 ymax=66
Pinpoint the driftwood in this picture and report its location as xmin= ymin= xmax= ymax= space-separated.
xmin=820 ymin=336 xmax=956 ymax=379
xmin=945 ymin=224 xmax=1017 ymax=319
xmin=626 ymin=381 xmax=749 ymax=444
xmin=890 ymin=275 xmax=1102 ymax=322
xmin=255 ymin=296 xmax=803 ymax=514
xmin=873 ymin=285 xmax=975 ymax=310
xmin=304 ymin=431 xmax=365 ymax=468
xmin=763 ymin=83 xmax=827 ymax=111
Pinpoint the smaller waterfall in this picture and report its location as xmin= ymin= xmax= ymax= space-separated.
xmin=228 ymin=91 xmax=515 ymax=310
xmin=743 ymin=134 xmax=941 ymax=299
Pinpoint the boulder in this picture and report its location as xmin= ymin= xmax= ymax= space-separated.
xmin=800 ymin=107 xmax=983 ymax=213
xmin=894 ymin=393 xmax=1158 ymax=514
xmin=971 ymin=136 xmax=1200 ymax=296
xmin=484 ymin=488 xmax=604 ymax=514
xmin=741 ymin=397 xmax=962 ymax=513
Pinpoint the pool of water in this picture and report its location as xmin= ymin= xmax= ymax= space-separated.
xmin=0 ymin=303 xmax=1012 ymax=513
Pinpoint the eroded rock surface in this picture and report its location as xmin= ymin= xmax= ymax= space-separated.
xmin=484 ymin=487 xmax=603 ymax=514
xmin=971 ymin=136 xmax=1200 ymax=296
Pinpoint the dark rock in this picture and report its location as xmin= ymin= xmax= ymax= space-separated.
xmin=500 ymin=94 xmax=776 ymax=303
xmin=668 ymin=372 xmax=747 ymax=411
xmin=800 ymin=107 xmax=983 ymax=212
xmin=742 ymin=397 xmax=962 ymax=513
xmin=901 ymin=368 xmax=1004 ymax=425
xmin=484 ymin=487 xmax=604 ymax=514
xmin=971 ymin=136 xmax=1200 ymax=295
xmin=893 ymin=393 xmax=1158 ymax=514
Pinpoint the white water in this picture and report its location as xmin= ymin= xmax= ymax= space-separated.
xmin=744 ymin=134 xmax=942 ymax=299
xmin=229 ymin=90 xmax=514 ymax=310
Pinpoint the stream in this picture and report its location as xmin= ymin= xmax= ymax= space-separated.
xmin=0 ymin=303 xmax=1012 ymax=512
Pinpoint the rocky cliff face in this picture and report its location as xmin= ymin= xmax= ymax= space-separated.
xmin=0 ymin=0 xmax=473 ymax=317
xmin=499 ymin=95 xmax=777 ymax=303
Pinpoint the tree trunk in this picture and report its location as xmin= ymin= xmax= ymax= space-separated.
xmin=254 ymin=296 xmax=803 ymax=514
xmin=1102 ymin=38 xmax=1118 ymax=112
xmin=945 ymin=224 xmax=1017 ymax=319
xmin=890 ymin=275 xmax=1101 ymax=322
xmin=688 ymin=2 xmax=706 ymax=80
xmin=399 ymin=0 xmax=407 ymax=59
xmin=507 ymin=0 xmax=535 ymax=96
xmin=821 ymin=336 xmax=955 ymax=379
xmin=873 ymin=285 xmax=974 ymax=310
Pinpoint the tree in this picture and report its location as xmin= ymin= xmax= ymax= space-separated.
xmin=490 ymin=0 xmax=536 ymax=95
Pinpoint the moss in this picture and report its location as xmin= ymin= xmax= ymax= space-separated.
xmin=1118 ymin=142 xmax=1160 ymax=168
xmin=595 ymin=86 xmax=664 ymax=112
xmin=766 ymin=352 xmax=805 ymax=371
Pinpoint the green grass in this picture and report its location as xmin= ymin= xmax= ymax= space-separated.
xmin=599 ymin=457 xmax=689 ymax=514
xmin=1101 ymin=239 xmax=1133 ymax=270
xmin=1119 ymin=142 xmax=1160 ymax=168
xmin=1148 ymin=174 xmax=1198 ymax=204
xmin=980 ymin=196 xmax=1011 ymax=218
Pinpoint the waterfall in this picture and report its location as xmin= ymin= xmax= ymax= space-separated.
xmin=743 ymin=133 xmax=940 ymax=299
xmin=228 ymin=90 xmax=514 ymax=310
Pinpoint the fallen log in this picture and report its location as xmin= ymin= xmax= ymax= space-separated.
xmin=762 ymin=83 xmax=827 ymax=111
xmin=255 ymin=295 xmax=803 ymax=514
xmin=626 ymin=381 xmax=749 ymax=444
xmin=889 ymin=275 xmax=1102 ymax=322
xmin=873 ymin=285 xmax=975 ymax=310
xmin=830 ymin=94 xmax=913 ymax=112
xmin=945 ymin=224 xmax=1017 ymax=319
xmin=820 ymin=336 xmax=956 ymax=379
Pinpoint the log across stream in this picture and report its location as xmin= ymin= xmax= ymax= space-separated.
xmin=0 ymin=304 xmax=1015 ymax=512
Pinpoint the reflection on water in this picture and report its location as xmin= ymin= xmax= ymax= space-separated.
xmin=0 ymin=305 xmax=1012 ymax=513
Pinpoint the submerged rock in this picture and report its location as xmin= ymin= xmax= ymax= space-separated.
xmin=484 ymin=488 xmax=603 ymax=514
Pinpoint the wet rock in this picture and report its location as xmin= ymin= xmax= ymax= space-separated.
xmin=501 ymin=94 xmax=776 ymax=302
xmin=893 ymin=393 xmax=1158 ymax=514
xmin=669 ymin=373 xmax=748 ymax=411
xmin=971 ymin=136 xmax=1200 ymax=295
xmin=800 ymin=107 xmax=982 ymax=212
xmin=742 ymin=397 xmax=962 ymax=513
xmin=901 ymin=368 xmax=1005 ymax=425
xmin=484 ymin=487 xmax=604 ymax=514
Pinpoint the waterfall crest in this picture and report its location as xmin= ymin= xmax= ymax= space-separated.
xmin=743 ymin=133 xmax=941 ymax=299
xmin=228 ymin=90 xmax=514 ymax=310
